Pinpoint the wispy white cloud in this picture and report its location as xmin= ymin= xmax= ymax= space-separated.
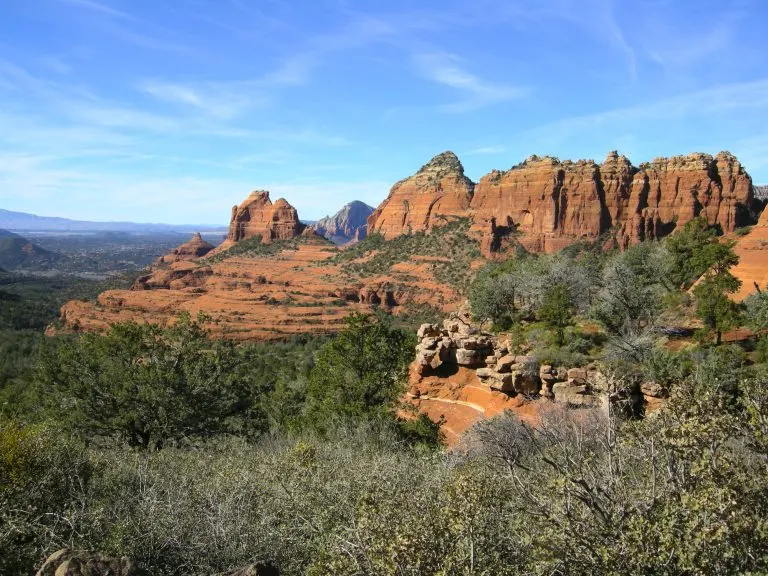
xmin=414 ymin=52 xmax=529 ymax=112
xmin=475 ymin=0 xmax=637 ymax=80
xmin=57 ymin=0 xmax=195 ymax=54
xmin=536 ymin=79 xmax=768 ymax=135
xmin=631 ymin=0 xmax=747 ymax=75
xmin=139 ymin=79 xmax=265 ymax=120
xmin=464 ymin=146 xmax=506 ymax=156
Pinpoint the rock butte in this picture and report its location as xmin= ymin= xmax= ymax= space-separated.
xmin=213 ymin=191 xmax=306 ymax=254
xmin=370 ymin=150 xmax=754 ymax=255
xmin=158 ymin=232 xmax=214 ymax=264
xmin=367 ymin=152 xmax=475 ymax=239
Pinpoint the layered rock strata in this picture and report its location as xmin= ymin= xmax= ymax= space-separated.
xmin=372 ymin=150 xmax=754 ymax=254
xmin=367 ymin=152 xmax=475 ymax=238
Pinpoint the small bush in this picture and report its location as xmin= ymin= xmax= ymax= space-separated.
xmin=0 ymin=421 xmax=91 ymax=575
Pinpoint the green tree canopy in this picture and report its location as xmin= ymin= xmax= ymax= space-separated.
xmin=37 ymin=314 xmax=263 ymax=449
xmin=666 ymin=216 xmax=727 ymax=289
xmin=305 ymin=312 xmax=414 ymax=429
xmin=537 ymin=284 xmax=573 ymax=346
xmin=691 ymin=239 xmax=742 ymax=345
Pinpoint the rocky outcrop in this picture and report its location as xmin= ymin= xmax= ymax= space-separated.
xmin=158 ymin=232 xmax=214 ymax=264
xmin=311 ymin=201 xmax=374 ymax=244
xmin=754 ymin=185 xmax=768 ymax=201
xmin=367 ymin=152 xmax=475 ymax=238
xmin=226 ymin=191 xmax=305 ymax=245
xmin=36 ymin=549 xmax=143 ymax=576
xmin=470 ymin=151 xmax=754 ymax=254
xmin=408 ymin=316 xmax=651 ymax=442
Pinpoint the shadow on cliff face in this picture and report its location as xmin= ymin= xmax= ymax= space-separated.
xmin=423 ymin=361 xmax=460 ymax=379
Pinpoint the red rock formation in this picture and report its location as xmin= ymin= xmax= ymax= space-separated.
xmin=618 ymin=151 xmax=753 ymax=247
xmin=470 ymin=155 xmax=607 ymax=253
xmin=158 ymin=232 xmax=215 ymax=264
xmin=367 ymin=151 xmax=475 ymax=238
xmin=730 ymin=207 xmax=768 ymax=301
xmin=227 ymin=191 xmax=305 ymax=244
xmin=469 ymin=151 xmax=753 ymax=254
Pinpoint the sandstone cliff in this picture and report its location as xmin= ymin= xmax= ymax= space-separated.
xmin=367 ymin=150 xmax=753 ymax=254
xmin=311 ymin=200 xmax=374 ymax=244
xmin=471 ymin=151 xmax=754 ymax=254
xmin=224 ymin=191 xmax=305 ymax=248
xmin=158 ymin=232 xmax=214 ymax=264
xmin=367 ymin=152 xmax=475 ymax=238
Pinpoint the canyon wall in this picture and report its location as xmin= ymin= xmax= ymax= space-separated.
xmin=370 ymin=150 xmax=754 ymax=254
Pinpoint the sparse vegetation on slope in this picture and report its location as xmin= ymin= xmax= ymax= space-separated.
xmin=325 ymin=217 xmax=480 ymax=292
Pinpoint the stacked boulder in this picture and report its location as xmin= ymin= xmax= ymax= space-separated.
xmin=413 ymin=317 xmax=643 ymax=412
xmin=415 ymin=318 xmax=494 ymax=373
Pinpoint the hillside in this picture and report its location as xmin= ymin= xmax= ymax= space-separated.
xmin=310 ymin=200 xmax=374 ymax=244
xmin=0 ymin=229 xmax=62 ymax=270
xmin=59 ymin=219 xmax=477 ymax=340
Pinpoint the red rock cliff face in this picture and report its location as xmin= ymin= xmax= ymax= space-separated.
xmin=367 ymin=151 xmax=475 ymax=238
xmin=470 ymin=156 xmax=609 ymax=253
xmin=362 ymin=150 xmax=749 ymax=254
xmin=227 ymin=191 xmax=305 ymax=243
xmin=469 ymin=151 xmax=753 ymax=254
xmin=617 ymin=151 xmax=752 ymax=247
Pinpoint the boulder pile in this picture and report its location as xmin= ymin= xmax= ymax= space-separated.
xmin=412 ymin=316 xmax=649 ymax=412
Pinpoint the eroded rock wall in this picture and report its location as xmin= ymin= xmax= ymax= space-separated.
xmin=372 ymin=150 xmax=754 ymax=255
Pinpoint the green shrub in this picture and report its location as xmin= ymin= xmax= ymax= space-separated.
xmin=0 ymin=421 xmax=91 ymax=575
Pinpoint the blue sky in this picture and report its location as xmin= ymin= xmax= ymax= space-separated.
xmin=1 ymin=0 xmax=767 ymax=224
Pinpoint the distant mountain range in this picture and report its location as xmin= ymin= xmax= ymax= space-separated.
xmin=755 ymin=185 xmax=768 ymax=201
xmin=0 ymin=209 xmax=227 ymax=233
xmin=310 ymin=201 xmax=374 ymax=244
